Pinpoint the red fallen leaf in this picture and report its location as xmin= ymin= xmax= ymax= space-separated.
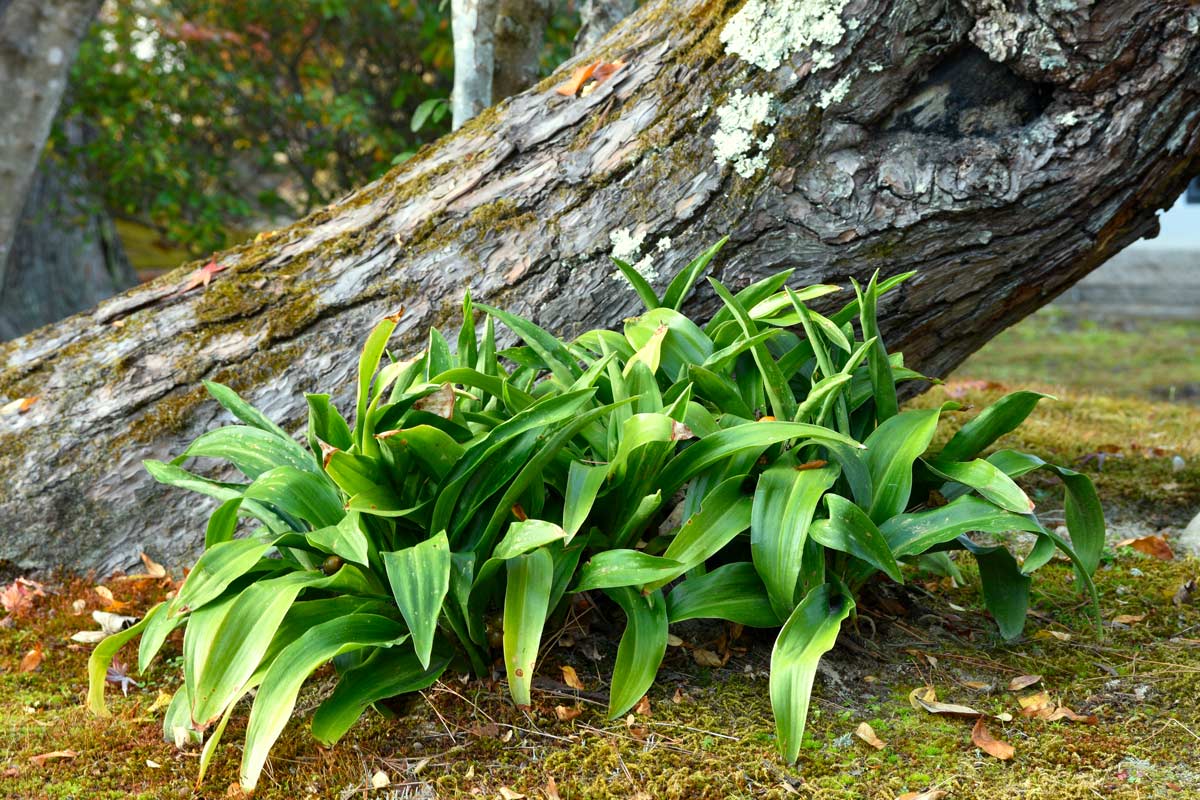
xmin=556 ymin=60 xmax=601 ymax=96
xmin=175 ymin=259 xmax=227 ymax=295
xmin=1116 ymin=535 xmax=1174 ymax=561
xmin=28 ymin=749 xmax=77 ymax=767
xmin=971 ymin=718 xmax=1014 ymax=760
xmin=1 ymin=578 xmax=45 ymax=616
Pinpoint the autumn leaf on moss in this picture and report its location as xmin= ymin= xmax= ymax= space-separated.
xmin=175 ymin=259 xmax=227 ymax=295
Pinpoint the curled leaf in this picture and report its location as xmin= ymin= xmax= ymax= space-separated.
xmin=854 ymin=721 xmax=885 ymax=750
xmin=1007 ymin=674 xmax=1042 ymax=691
xmin=560 ymin=665 xmax=584 ymax=691
xmin=971 ymin=717 xmax=1014 ymax=760
xmin=1116 ymin=535 xmax=1174 ymax=561
xmin=908 ymin=686 xmax=982 ymax=718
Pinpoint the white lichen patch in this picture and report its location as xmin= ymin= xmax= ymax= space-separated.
xmin=817 ymin=76 xmax=852 ymax=109
xmin=609 ymin=228 xmax=659 ymax=282
xmin=712 ymin=90 xmax=777 ymax=178
xmin=609 ymin=227 xmax=646 ymax=263
xmin=720 ymin=0 xmax=851 ymax=73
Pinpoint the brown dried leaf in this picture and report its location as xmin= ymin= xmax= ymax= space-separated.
xmin=897 ymin=791 xmax=948 ymax=800
xmin=1116 ymin=535 xmax=1174 ymax=561
xmin=633 ymin=695 xmax=651 ymax=717
xmin=555 ymin=61 xmax=600 ymax=96
xmin=554 ymin=704 xmax=582 ymax=722
xmin=413 ymin=383 xmax=455 ymax=420
xmin=0 ymin=396 xmax=37 ymax=416
xmin=19 ymin=645 xmax=42 ymax=673
xmin=1112 ymin=613 xmax=1146 ymax=625
xmin=140 ymin=553 xmax=167 ymax=579
xmin=1033 ymin=629 xmax=1071 ymax=641
xmin=1017 ymin=690 xmax=1054 ymax=716
xmin=908 ymin=686 xmax=983 ymax=718
xmin=1043 ymin=706 xmax=1098 ymax=724
xmin=93 ymin=585 xmax=115 ymax=604
xmin=692 ymin=648 xmax=724 ymax=668
xmin=854 ymin=721 xmax=886 ymax=750
xmin=591 ymin=60 xmax=625 ymax=85
xmin=1007 ymin=674 xmax=1042 ymax=691
xmin=971 ymin=718 xmax=1014 ymax=760
xmin=560 ymin=665 xmax=584 ymax=690
xmin=499 ymin=787 xmax=526 ymax=799
xmin=545 ymin=776 xmax=562 ymax=800
xmin=28 ymin=749 xmax=77 ymax=767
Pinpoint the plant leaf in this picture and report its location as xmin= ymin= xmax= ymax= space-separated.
xmin=604 ymin=586 xmax=668 ymax=718
xmin=382 ymin=532 xmax=452 ymax=668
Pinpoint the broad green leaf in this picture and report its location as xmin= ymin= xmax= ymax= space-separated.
xmin=205 ymin=497 xmax=243 ymax=547
xmin=182 ymin=426 xmax=315 ymax=480
xmin=144 ymin=460 xmax=288 ymax=533
xmin=311 ymin=644 xmax=450 ymax=745
xmin=354 ymin=316 xmax=399 ymax=449
xmin=611 ymin=256 xmax=661 ymax=310
xmin=880 ymin=495 xmax=1044 ymax=558
xmin=243 ymin=466 xmax=343 ymax=529
xmin=376 ymin=424 xmax=464 ymax=481
xmin=383 ymin=531 xmax=452 ymax=668
xmin=493 ymin=519 xmax=568 ymax=560
xmin=345 ymin=484 xmax=422 ymax=519
xmin=751 ymin=460 xmax=839 ymax=619
xmin=203 ymin=381 xmax=294 ymax=442
xmin=87 ymin=604 xmax=163 ymax=717
xmin=863 ymin=407 xmax=941 ymax=522
xmin=645 ymin=475 xmax=753 ymax=590
xmin=662 ymin=236 xmax=728 ymax=310
xmin=503 ymin=547 xmax=554 ymax=707
xmin=657 ymin=421 xmax=862 ymax=496
xmin=939 ymin=391 xmax=1051 ymax=463
xmin=240 ymin=615 xmax=407 ymax=792
xmin=704 ymin=269 xmax=793 ymax=335
xmin=324 ymin=451 xmax=385 ymax=496
xmin=563 ymin=461 xmax=608 ymax=539
xmin=604 ymin=586 xmax=668 ymax=718
xmin=809 ymin=495 xmax=903 ymax=584
xmin=168 ymin=538 xmax=273 ymax=617
xmin=624 ymin=307 xmax=714 ymax=380
xmin=687 ymin=364 xmax=755 ymax=419
xmin=306 ymin=393 xmax=353 ymax=452
xmin=958 ymin=537 xmax=1030 ymax=640
xmin=853 ymin=273 xmax=898 ymax=421
xmin=666 ymin=562 xmax=781 ymax=627
xmin=573 ymin=550 xmax=685 ymax=592
xmin=770 ymin=584 xmax=853 ymax=763
xmin=923 ymin=457 xmax=1034 ymax=514
xmin=475 ymin=303 xmax=582 ymax=387
xmin=307 ymin=512 xmax=372 ymax=567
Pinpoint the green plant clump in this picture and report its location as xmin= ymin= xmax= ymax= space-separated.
xmin=88 ymin=239 xmax=1104 ymax=792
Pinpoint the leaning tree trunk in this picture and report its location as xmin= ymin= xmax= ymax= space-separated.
xmin=2 ymin=0 xmax=1198 ymax=575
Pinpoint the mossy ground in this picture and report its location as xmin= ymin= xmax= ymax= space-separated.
xmin=2 ymin=313 xmax=1198 ymax=800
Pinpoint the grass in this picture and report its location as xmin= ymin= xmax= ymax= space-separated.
xmin=1 ymin=312 xmax=1198 ymax=799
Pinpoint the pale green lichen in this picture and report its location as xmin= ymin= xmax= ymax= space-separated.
xmin=817 ymin=76 xmax=852 ymax=109
xmin=719 ymin=0 xmax=851 ymax=72
xmin=712 ymin=90 xmax=777 ymax=179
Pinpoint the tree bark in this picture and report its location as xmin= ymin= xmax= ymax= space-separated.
xmin=492 ymin=0 xmax=554 ymax=101
xmin=0 ymin=0 xmax=104 ymax=285
xmin=574 ymin=0 xmax=636 ymax=56
xmin=1 ymin=0 xmax=1198 ymax=575
xmin=451 ymin=0 xmax=500 ymax=128
xmin=0 ymin=129 xmax=138 ymax=340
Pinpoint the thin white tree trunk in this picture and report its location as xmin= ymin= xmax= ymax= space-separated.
xmin=451 ymin=0 xmax=500 ymax=129
xmin=574 ymin=0 xmax=635 ymax=55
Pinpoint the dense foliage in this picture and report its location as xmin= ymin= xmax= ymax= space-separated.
xmin=56 ymin=0 xmax=577 ymax=253
xmin=89 ymin=244 xmax=1103 ymax=791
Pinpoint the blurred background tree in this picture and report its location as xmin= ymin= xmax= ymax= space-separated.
xmin=56 ymin=0 xmax=578 ymax=264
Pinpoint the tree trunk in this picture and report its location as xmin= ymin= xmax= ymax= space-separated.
xmin=451 ymin=0 xmax=500 ymax=129
xmin=1 ymin=0 xmax=1198 ymax=575
xmin=0 ymin=0 xmax=104 ymax=285
xmin=492 ymin=0 xmax=554 ymax=100
xmin=0 ymin=135 xmax=137 ymax=340
xmin=574 ymin=0 xmax=636 ymax=56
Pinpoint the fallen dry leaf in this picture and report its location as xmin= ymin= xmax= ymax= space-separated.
xmin=1043 ymin=706 xmax=1098 ymax=724
xmin=671 ymin=686 xmax=690 ymax=704
xmin=140 ymin=552 xmax=167 ymax=579
xmin=908 ymin=686 xmax=983 ymax=718
xmin=554 ymin=704 xmax=582 ymax=722
xmin=1172 ymin=579 xmax=1196 ymax=606
xmin=591 ymin=60 xmax=625 ymax=85
xmin=555 ymin=60 xmax=600 ymax=96
xmin=1033 ymin=629 xmax=1072 ymax=642
xmin=1008 ymin=674 xmax=1042 ymax=691
xmin=146 ymin=759 xmax=162 ymax=769
xmin=545 ymin=776 xmax=562 ymax=800
xmin=666 ymin=633 xmax=684 ymax=647
xmin=370 ymin=770 xmax=389 ymax=789
xmin=93 ymin=585 xmax=115 ymax=604
xmin=1018 ymin=691 xmax=1054 ymax=715
xmin=560 ymin=665 xmax=584 ymax=690
xmin=1112 ymin=613 xmax=1146 ymax=625
xmin=1 ymin=578 xmax=46 ymax=616
xmin=413 ymin=383 xmax=456 ymax=419
xmin=1116 ymin=535 xmax=1174 ymax=561
xmin=93 ymin=610 xmax=138 ymax=634
xmin=29 ymin=749 xmax=77 ymax=767
xmin=498 ymin=787 xmax=526 ymax=800
xmin=175 ymin=259 xmax=227 ymax=295
xmin=633 ymin=695 xmax=651 ymax=717
xmin=971 ymin=717 xmax=1014 ymax=760
xmin=692 ymin=648 xmax=724 ymax=668
xmin=19 ymin=645 xmax=42 ymax=672
xmin=71 ymin=599 xmax=86 ymax=615
xmin=854 ymin=721 xmax=886 ymax=750
xmin=0 ymin=396 xmax=38 ymax=416
xmin=896 ymin=791 xmax=948 ymax=800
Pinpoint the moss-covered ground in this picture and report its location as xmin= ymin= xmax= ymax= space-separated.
xmin=2 ymin=312 xmax=1198 ymax=800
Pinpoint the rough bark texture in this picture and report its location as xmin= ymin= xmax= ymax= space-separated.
xmin=2 ymin=0 xmax=1198 ymax=575
xmin=451 ymin=0 xmax=500 ymax=128
xmin=0 ymin=130 xmax=137 ymax=340
xmin=575 ymin=0 xmax=637 ymax=55
xmin=493 ymin=0 xmax=554 ymax=101
xmin=0 ymin=0 xmax=103 ymax=283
